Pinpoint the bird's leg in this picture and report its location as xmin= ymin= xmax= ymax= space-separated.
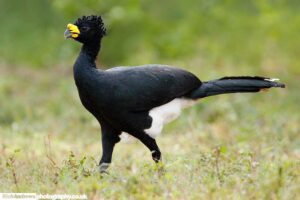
xmin=135 ymin=133 xmax=165 ymax=175
xmin=130 ymin=131 xmax=162 ymax=163
xmin=99 ymin=125 xmax=120 ymax=173
xmin=151 ymin=149 xmax=162 ymax=163
xmin=99 ymin=141 xmax=115 ymax=173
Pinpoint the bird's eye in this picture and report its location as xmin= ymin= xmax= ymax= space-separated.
xmin=81 ymin=27 xmax=89 ymax=32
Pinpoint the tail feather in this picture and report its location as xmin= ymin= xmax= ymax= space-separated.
xmin=187 ymin=76 xmax=285 ymax=99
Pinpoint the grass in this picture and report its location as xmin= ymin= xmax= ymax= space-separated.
xmin=0 ymin=60 xmax=299 ymax=199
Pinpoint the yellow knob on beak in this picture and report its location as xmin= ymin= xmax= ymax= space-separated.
xmin=64 ymin=23 xmax=80 ymax=39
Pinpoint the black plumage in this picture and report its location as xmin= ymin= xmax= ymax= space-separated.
xmin=64 ymin=15 xmax=285 ymax=173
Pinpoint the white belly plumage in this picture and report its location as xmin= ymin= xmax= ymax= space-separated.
xmin=144 ymin=98 xmax=195 ymax=138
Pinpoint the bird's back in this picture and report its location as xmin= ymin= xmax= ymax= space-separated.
xmin=103 ymin=64 xmax=202 ymax=112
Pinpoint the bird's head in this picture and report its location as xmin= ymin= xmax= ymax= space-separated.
xmin=64 ymin=15 xmax=106 ymax=44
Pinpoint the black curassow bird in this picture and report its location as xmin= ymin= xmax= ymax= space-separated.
xmin=64 ymin=15 xmax=285 ymax=173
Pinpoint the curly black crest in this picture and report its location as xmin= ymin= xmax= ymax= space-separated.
xmin=75 ymin=15 xmax=106 ymax=36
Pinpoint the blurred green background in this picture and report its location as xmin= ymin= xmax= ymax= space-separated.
xmin=0 ymin=0 xmax=300 ymax=70
xmin=0 ymin=0 xmax=299 ymax=198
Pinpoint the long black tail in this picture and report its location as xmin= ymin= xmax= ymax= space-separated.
xmin=188 ymin=76 xmax=285 ymax=99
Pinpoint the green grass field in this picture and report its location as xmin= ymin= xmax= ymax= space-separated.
xmin=0 ymin=60 xmax=299 ymax=199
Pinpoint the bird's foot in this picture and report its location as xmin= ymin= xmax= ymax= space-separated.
xmin=98 ymin=163 xmax=110 ymax=174
xmin=154 ymin=161 xmax=165 ymax=177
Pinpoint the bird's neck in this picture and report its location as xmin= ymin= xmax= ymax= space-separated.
xmin=74 ymin=39 xmax=102 ymax=81
xmin=79 ymin=39 xmax=101 ymax=64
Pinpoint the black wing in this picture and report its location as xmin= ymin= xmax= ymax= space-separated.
xmin=102 ymin=65 xmax=202 ymax=111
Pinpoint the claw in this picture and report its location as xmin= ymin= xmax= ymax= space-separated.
xmin=155 ymin=161 xmax=166 ymax=177
xmin=98 ymin=163 xmax=110 ymax=174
